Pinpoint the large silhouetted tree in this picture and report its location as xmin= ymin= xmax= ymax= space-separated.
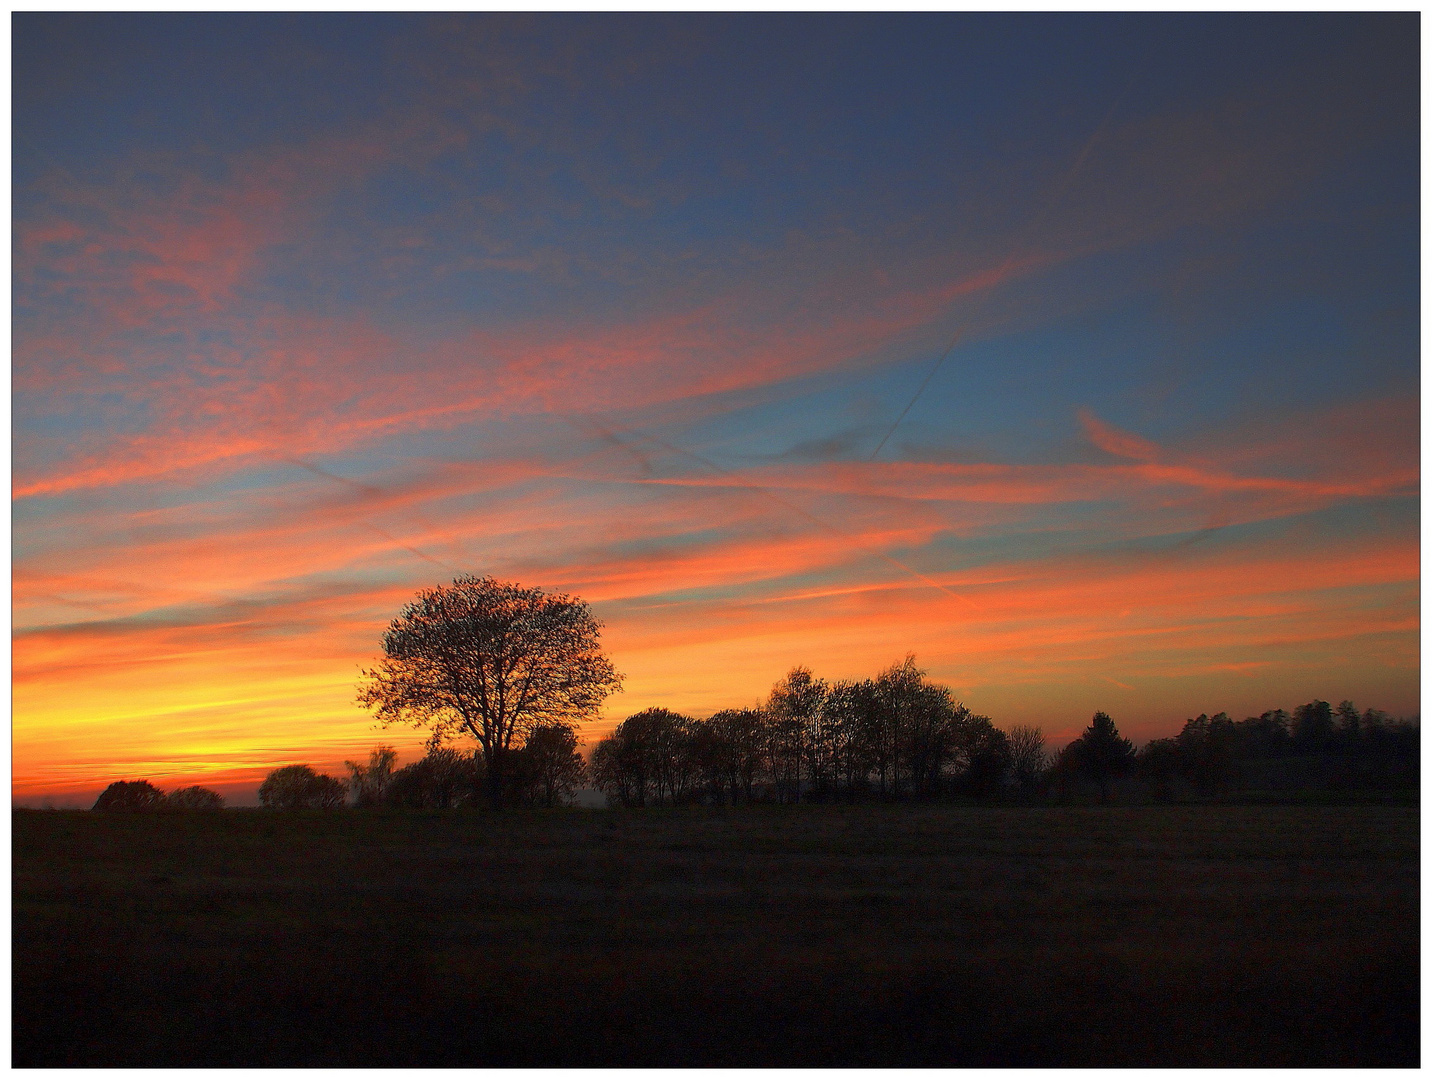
xmin=688 ymin=716 xmax=734 ymax=804
xmin=1066 ymin=711 xmax=1136 ymax=802
xmin=863 ymin=655 xmax=993 ymax=798
xmin=1334 ymin=699 xmax=1362 ymax=745
xmin=1175 ymin=712 xmax=1237 ymax=795
xmin=1292 ymin=699 xmax=1335 ymax=750
xmin=706 ymin=707 xmax=768 ymax=803
xmin=1238 ymin=709 xmax=1292 ymax=757
xmin=1137 ymin=737 xmax=1181 ymax=801
xmin=824 ymin=680 xmax=879 ymax=796
xmin=357 ymin=576 xmax=623 ymax=808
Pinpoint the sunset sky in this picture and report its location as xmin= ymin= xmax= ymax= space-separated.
xmin=13 ymin=14 xmax=1419 ymax=804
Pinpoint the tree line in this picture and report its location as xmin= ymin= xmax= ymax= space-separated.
xmin=83 ymin=577 xmax=1419 ymax=810
xmin=589 ymin=657 xmax=1044 ymax=806
xmin=87 ymin=692 xmax=1417 ymax=812
xmin=1129 ymin=699 xmax=1419 ymax=799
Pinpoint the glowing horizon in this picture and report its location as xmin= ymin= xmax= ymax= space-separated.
xmin=14 ymin=14 xmax=1419 ymax=805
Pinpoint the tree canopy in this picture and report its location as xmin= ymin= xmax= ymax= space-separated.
xmin=590 ymin=657 xmax=1006 ymax=806
xmin=165 ymin=785 xmax=225 ymax=810
xmin=92 ymin=780 xmax=225 ymax=810
xmin=259 ymin=765 xmax=346 ymax=810
xmin=357 ymin=576 xmax=622 ymax=807
xmin=93 ymin=779 xmax=166 ymax=811
xmin=516 ymin=723 xmax=588 ymax=808
xmin=1064 ymin=711 xmax=1136 ymax=801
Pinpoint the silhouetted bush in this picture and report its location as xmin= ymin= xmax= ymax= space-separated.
xmin=258 ymin=765 xmax=346 ymax=810
xmin=92 ymin=780 xmax=166 ymax=812
xmin=164 ymin=785 xmax=225 ymax=810
xmin=386 ymin=748 xmax=484 ymax=809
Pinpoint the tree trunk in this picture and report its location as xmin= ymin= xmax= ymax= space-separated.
xmin=485 ymin=750 xmax=505 ymax=809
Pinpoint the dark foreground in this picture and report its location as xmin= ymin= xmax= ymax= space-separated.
xmin=13 ymin=803 xmax=1418 ymax=1066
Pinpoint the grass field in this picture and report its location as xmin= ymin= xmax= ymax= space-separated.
xmin=13 ymin=803 xmax=1419 ymax=1066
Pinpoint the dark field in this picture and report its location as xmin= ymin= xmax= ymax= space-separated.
xmin=13 ymin=804 xmax=1418 ymax=1066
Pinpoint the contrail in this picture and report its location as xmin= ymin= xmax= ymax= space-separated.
xmin=866 ymin=330 xmax=965 ymax=461
xmin=360 ymin=522 xmax=457 ymax=572
xmin=868 ymin=62 xmax=1149 ymax=462
xmin=571 ymin=67 xmax=1153 ymax=607
xmin=648 ymin=436 xmax=971 ymax=605
xmin=280 ymin=456 xmax=384 ymax=498
xmin=278 ymin=455 xmax=460 ymax=573
xmin=567 ymin=415 xmax=658 ymax=478
xmin=575 ymin=417 xmax=972 ymax=605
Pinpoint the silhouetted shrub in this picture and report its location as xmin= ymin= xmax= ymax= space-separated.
xmin=92 ymin=780 xmax=166 ymax=812
xmin=258 ymin=765 xmax=346 ymax=810
xmin=387 ymin=748 xmax=483 ymax=809
xmin=164 ymin=785 xmax=225 ymax=810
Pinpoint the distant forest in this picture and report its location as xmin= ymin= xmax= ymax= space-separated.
xmin=89 ymin=657 xmax=1417 ymax=811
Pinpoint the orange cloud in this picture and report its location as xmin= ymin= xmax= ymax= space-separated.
xmin=12 ymin=69 xmax=1420 ymax=804
xmin=14 ymin=398 xmax=1417 ymax=803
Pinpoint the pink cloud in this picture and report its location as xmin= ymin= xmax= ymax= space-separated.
xmin=1078 ymin=408 xmax=1162 ymax=462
